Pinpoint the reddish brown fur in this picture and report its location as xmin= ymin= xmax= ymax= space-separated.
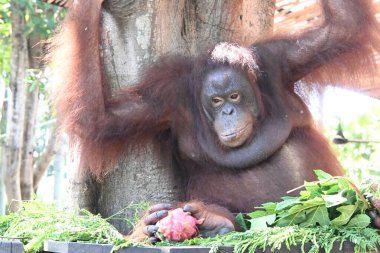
xmin=51 ymin=0 xmax=380 ymax=238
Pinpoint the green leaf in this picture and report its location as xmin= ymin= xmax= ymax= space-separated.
xmin=300 ymin=204 xmax=330 ymax=227
xmin=288 ymin=198 xmax=325 ymax=215
xmin=248 ymin=210 xmax=268 ymax=219
xmin=249 ymin=214 xmax=276 ymax=230
xmin=261 ymin=202 xmax=277 ymax=213
xmin=304 ymin=182 xmax=322 ymax=198
xmin=235 ymin=213 xmax=249 ymax=232
xmin=314 ymin=170 xmax=333 ymax=180
xmin=320 ymin=179 xmax=340 ymax=194
xmin=342 ymin=189 xmax=357 ymax=205
xmin=338 ymin=178 xmax=350 ymax=189
xmin=322 ymin=192 xmax=347 ymax=208
xmin=275 ymin=198 xmax=325 ymax=226
xmin=323 ymin=185 xmax=341 ymax=194
xmin=275 ymin=210 xmax=307 ymax=227
xmin=299 ymin=190 xmax=311 ymax=200
xmin=346 ymin=214 xmax=371 ymax=228
xmin=276 ymin=196 xmax=300 ymax=211
xmin=331 ymin=205 xmax=357 ymax=226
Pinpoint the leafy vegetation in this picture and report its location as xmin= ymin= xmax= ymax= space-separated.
xmin=246 ymin=170 xmax=373 ymax=229
xmin=0 ymin=201 xmax=148 ymax=253
xmin=157 ymin=226 xmax=380 ymax=253
xmin=0 ymin=0 xmax=64 ymax=84
xmin=156 ymin=170 xmax=380 ymax=253
xmin=0 ymin=0 xmax=11 ymax=79
xmin=1 ymin=171 xmax=379 ymax=253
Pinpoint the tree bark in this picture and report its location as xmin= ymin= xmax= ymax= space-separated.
xmin=20 ymin=86 xmax=39 ymax=200
xmin=68 ymin=0 xmax=275 ymax=233
xmin=5 ymin=0 xmax=28 ymax=212
xmin=0 ymin=146 xmax=5 ymax=215
xmin=20 ymin=33 xmax=46 ymax=200
xmin=0 ymin=84 xmax=6 ymax=216
xmin=0 ymin=146 xmax=5 ymax=214
xmin=33 ymin=126 xmax=59 ymax=192
xmin=53 ymin=137 xmax=65 ymax=208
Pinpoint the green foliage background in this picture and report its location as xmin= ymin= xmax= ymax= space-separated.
xmin=0 ymin=0 xmax=11 ymax=78
xmin=0 ymin=0 xmax=64 ymax=141
xmin=324 ymin=105 xmax=380 ymax=182
xmin=0 ymin=0 xmax=64 ymax=84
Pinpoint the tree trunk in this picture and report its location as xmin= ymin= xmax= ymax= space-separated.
xmin=20 ymin=34 xmax=45 ymax=200
xmin=0 ymin=84 xmax=6 ymax=216
xmin=4 ymin=0 xmax=28 ymax=212
xmin=20 ymin=86 xmax=39 ymax=200
xmin=33 ymin=126 xmax=59 ymax=192
xmin=0 ymin=146 xmax=5 ymax=215
xmin=0 ymin=149 xmax=5 ymax=214
xmin=53 ymin=137 xmax=65 ymax=208
xmin=68 ymin=0 xmax=275 ymax=233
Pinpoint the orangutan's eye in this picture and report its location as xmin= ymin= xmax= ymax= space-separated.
xmin=229 ymin=92 xmax=241 ymax=102
xmin=211 ymin=97 xmax=224 ymax=107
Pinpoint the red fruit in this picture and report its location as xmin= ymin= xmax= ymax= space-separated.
xmin=156 ymin=208 xmax=204 ymax=242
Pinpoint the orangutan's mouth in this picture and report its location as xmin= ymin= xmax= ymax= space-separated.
xmin=220 ymin=124 xmax=249 ymax=142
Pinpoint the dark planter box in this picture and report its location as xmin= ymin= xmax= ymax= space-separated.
xmin=44 ymin=241 xmax=160 ymax=253
xmin=0 ymin=239 xmax=367 ymax=253
xmin=44 ymin=241 xmax=358 ymax=253
xmin=44 ymin=242 xmax=235 ymax=253
xmin=0 ymin=240 xmax=24 ymax=253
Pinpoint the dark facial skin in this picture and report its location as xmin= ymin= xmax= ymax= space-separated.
xmin=201 ymin=67 xmax=259 ymax=148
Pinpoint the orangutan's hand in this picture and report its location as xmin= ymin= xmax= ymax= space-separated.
xmin=182 ymin=201 xmax=236 ymax=238
xmin=127 ymin=201 xmax=236 ymax=243
xmin=127 ymin=203 xmax=172 ymax=243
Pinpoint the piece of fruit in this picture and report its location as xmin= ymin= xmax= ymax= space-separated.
xmin=156 ymin=208 xmax=203 ymax=241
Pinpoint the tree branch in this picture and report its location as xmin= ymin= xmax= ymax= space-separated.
xmin=33 ymin=126 xmax=59 ymax=192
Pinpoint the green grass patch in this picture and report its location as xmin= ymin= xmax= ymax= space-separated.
xmin=0 ymin=201 xmax=147 ymax=253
